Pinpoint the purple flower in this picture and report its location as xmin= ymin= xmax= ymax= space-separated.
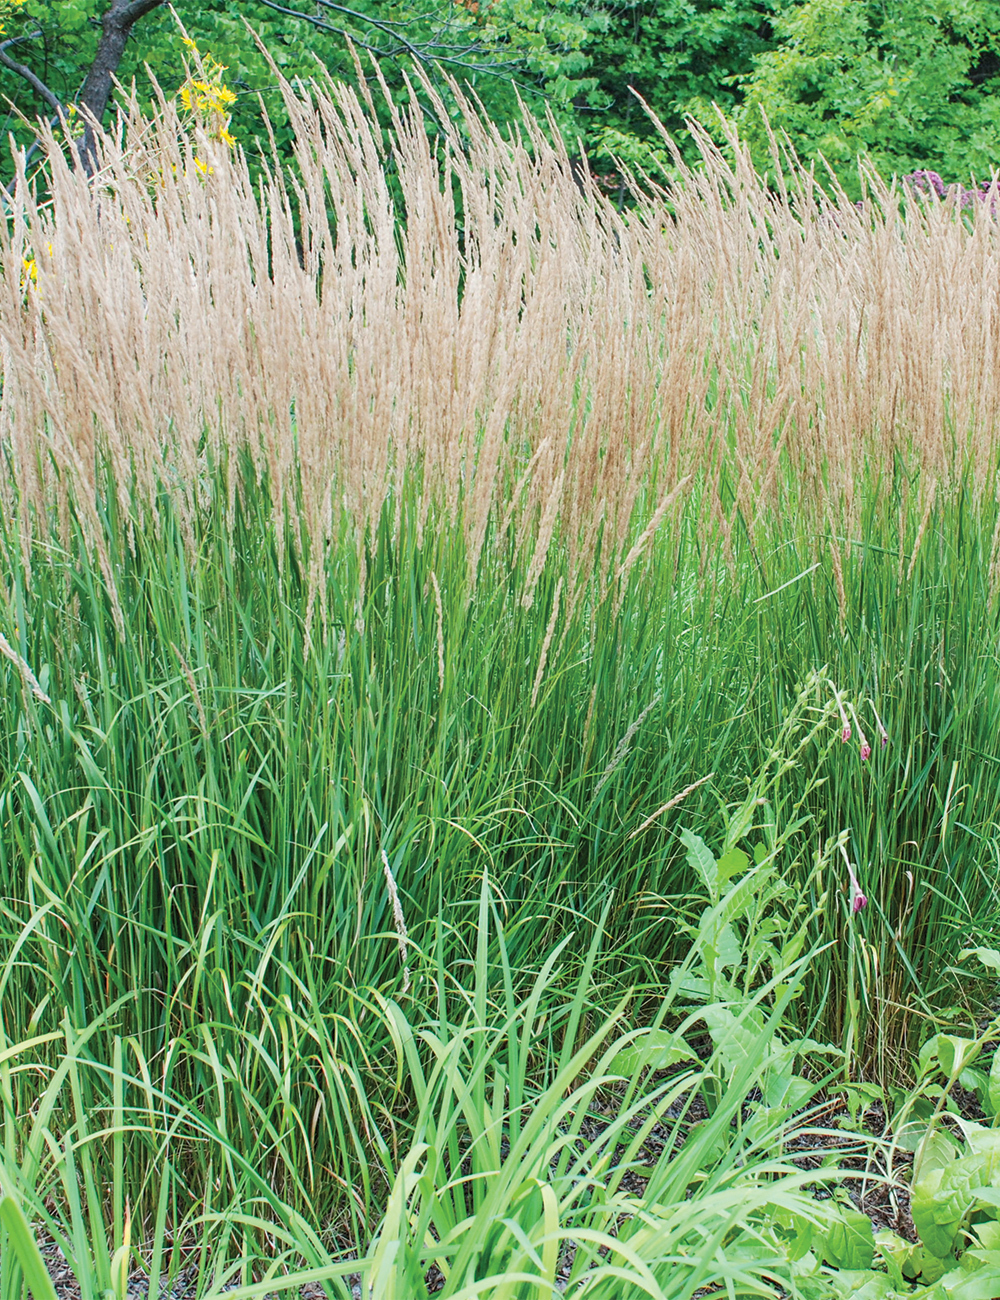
xmin=905 ymin=168 xmax=1000 ymax=218
xmin=860 ymin=742 xmax=872 ymax=761
xmin=852 ymin=888 xmax=868 ymax=913
xmin=906 ymin=169 xmax=947 ymax=199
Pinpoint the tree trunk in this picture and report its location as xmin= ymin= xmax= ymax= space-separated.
xmin=77 ymin=0 xmax=165 ymax=174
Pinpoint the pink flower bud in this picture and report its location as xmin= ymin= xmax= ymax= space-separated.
xmin=839 ymin=842 xmax=868 ymax=917
xmin=869 ymin=701 xmax=888 ymax=749
xmin=841 ymin=726 xmax=851 ymax=743
xmin=848 ymin=703 xmax=869 ymax=759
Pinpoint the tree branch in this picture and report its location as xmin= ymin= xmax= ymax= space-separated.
xmin=116 ymin=0 xmax=169 ymax=24
xmin=256 ymin=0 xmax=396 ymax=64
xmin=258 ymin=0 xmax=536 ymax=86
xmin=0 ymin=30 xmax=66 ymax=118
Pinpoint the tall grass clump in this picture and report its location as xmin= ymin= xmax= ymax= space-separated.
xmin=2 ymin=63 xmax=1000 ymax=1280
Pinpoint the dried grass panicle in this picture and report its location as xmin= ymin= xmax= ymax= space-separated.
xmin=594 ymin=698 xmax=659 ymax=799
xmin=629 ymin=771 xmax=716 ymax=840
xmin=2 ymin=76 xmax=999 ymax=609
xmin=0 ymin=631 xmax=51 ymax=704
xmin=530 ymin=576 xmax=563 ymax=708
xmin=380 ymin=848 xmax=411 ymax=994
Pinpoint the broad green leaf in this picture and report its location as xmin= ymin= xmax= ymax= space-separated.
xmin=875 ymin=1229 xmax=922 ymax=1281
xmin=760 ymin=1041 xmax=798 ymax=1107
xmin=920 ymin=1034 xmax=944 ymax=1075
xmin=680 ymin=827 xmax=717 ymax=895
xmin=960 ymin=948 xmax=1000 ymax=972
xmin=607 ymin=1030 xmax=695 ymax=1076
xmin=937 ymin=1035 xmax=980 ymax=1078
xmin=819 ymin=1206 xmax=875 ymax=1270
xmin=912 ymin=1156 xmax=986 ymax=1259
xmin=702 ymin=1003 xmax=766 ymax=1076
xmin=974 ymin=1219 xmax=1000 ymax=1251
xmin=714 ymin=921 xmax=743 ymax=973
xmin=772 ymin=1204 xmax=816 ymax=1262
xmin=845 ymin=1277 xmax=901 ymax=1300
xmin=844 ymin=1081 xmax=884 ymax=1122
xmin=896 ymin=1120 xmax=935 ymax=1153
xmin=959 ymin=1067 xmax=988 ymax=1101
xmin=918 ymin=1249 xmax=949 ymax=1283
xmin=958 ymin=1121 xmax=1000 ymax=1158
xmin=715 ymin=847 xmax=749 ymax=889
xmin=939 ymin=1267 xmax=1000 ymax=1300
xmin=914 ymin=1127 xmax=960 ymax=1184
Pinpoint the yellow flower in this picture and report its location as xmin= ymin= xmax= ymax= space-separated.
xmin=0 ymin=0 xmax=24 ymax=38
xmin=176 ymin=38 xmax=239 ymax=148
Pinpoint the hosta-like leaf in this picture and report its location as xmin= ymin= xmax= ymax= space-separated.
xmin=912 ymin=1156 xmax=987 ymax=1260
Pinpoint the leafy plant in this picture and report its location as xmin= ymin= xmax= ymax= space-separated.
xmin=361 ymin=851 xmax=861 ymax=1298
xmin=736 ymin=0 xmax=1000 ymax=192
xmin=3 ymin=66 xmax=1000 ymax=1299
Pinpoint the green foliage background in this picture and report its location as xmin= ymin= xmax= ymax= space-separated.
xmin=0 ymin=0 xmax=600 ymax=184
xmin=736 ymin=0 xmax=1000 ymax=186
xmin=2 ymin=0 xmax=999 ymax=189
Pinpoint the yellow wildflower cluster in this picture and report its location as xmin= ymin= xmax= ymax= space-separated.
xmin=178 ymin=36 xmax=237 ymax=150
xmin=0 ymin=0 xmax=25 ymax=39
xmin=20 ymin=242 xmax=53 ymax=292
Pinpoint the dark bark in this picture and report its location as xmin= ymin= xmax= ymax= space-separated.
xmin=0 ymin=1 xmax=165 ymax=177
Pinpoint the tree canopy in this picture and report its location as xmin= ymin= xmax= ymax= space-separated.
xmin=0 ymin=0 xmax=600 ymax=182
xmin=0 ymin=0 xmax=998 ymax=194
xmin=736 ymin=0 xmax=1000 ymax=186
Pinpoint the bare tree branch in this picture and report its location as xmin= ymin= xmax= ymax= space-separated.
xmin=0 ymin=0 xmax=549 ymax=187
xmin=258 ymin=0 xmax=532 ymax=84
xmin=256 ymin=0 xmax=395 ymax=64
xmin=0 ymin=3 xmax=167 ymax=176
xmin=0 ymin=29 xmax=66 ymax=118
xmin=116 ymin=0 xmax=169 ymax=23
